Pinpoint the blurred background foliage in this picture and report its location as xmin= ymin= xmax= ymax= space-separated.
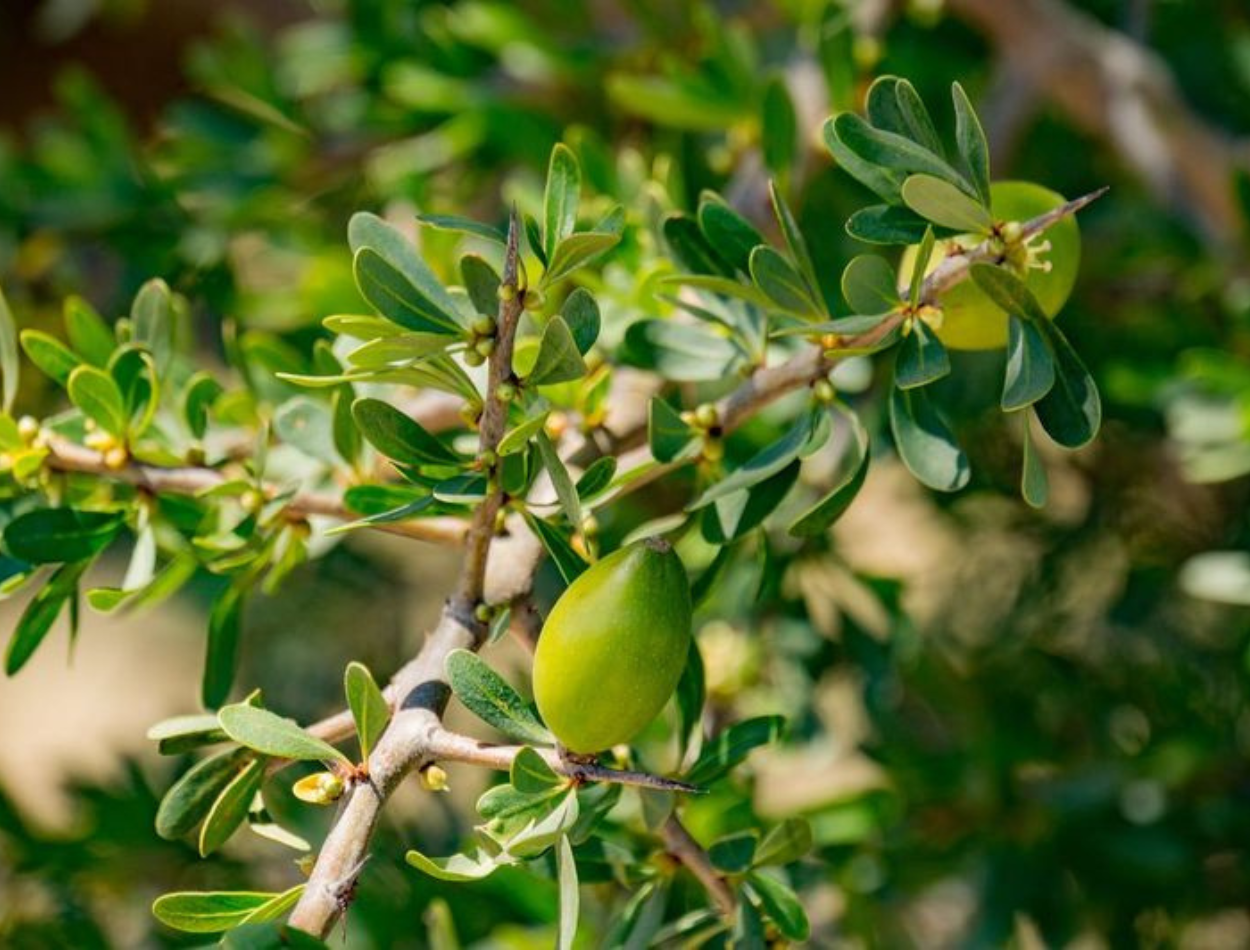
xmin=1 ymin=0 xmax=1249 ymax=947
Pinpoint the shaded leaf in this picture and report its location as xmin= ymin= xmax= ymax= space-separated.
xmin=512 ymin=746 xmax=563 ymax=794
xmin=4 ymin=509 xmax=123 ymax=564
xmin=664 ymin=214 xmax=731 ymax=277
xmin=952 ymin=81 xmax=992 ymax=206
xmin=202 ymin=584 xmax=244 ymax=709
xmin=686 ymin=715 xmax=786 ymax=786
xmin=648 ymin=397 xmax=696 ymax=463
xmin=750 ymin=246 xmax=819 ymax=315
xmin=155 ymin=748 xmax=253 ymax=840
xmin=789 ymin=441 xmax=870 ymax=537
xmin=846 ymin=204 xmax=933 ymax=245
xmin=1002 ymin=316 xmax=1055 ymax=411
xmin=349 ymin=212 xmax=464 ymax=334
xmin=131 ymin=278 xmax=174 ymax=373
xmin=753 ymin=818 xmax=813 ymax=867
xmin=557 ymin=835 xmax=579 ymax=950
xmin=355 ymin=248 xmax=463 ymax=336
xmin=536 ymin=430 xmax=583 ymax=531
xmin=353 ymin=397 xmax=460 ymax=466
xmin=889 ymin=385 xmax=970 ymax=492
xmin=841 ymin=255 xmax=899 ymax=315
xmin=1021 ymin=418 xmax=1049 ymax=508
xmin=460 ymin=254 xmax=501 ymax=316
xmin=345 ymin=661 xmax=390 ymax=760
xmin=63 ymin=295 xmax=113 ymax=367
xmin=147 ymin=714 xmax=229 ymax=756
xmin=747 ymin=870 xmax=810 ymax=941
xmin=523 ymin=513 xmax=588 ymax=586
xmin=894 ymin=320 xmax=950 ymax=389
xmin=697 ymin=195 xmax=764 ymax=275
xmin=769 ymin=181 xmax=821 ymax=303
xmin=5 ymin=560 xmax=88 ymax=675
xmin=199 ymin=757 xmax=265 ymax=856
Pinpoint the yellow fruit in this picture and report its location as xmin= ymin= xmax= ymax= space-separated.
xmin=532 ymin=538 xmax=692 ymax=754
xmin=900 ymin=181 xmax=1081 ymax=351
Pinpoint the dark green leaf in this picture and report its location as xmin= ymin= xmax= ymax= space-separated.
xmin=789 ymin=441 xmax=870 ymax=537
xmin=417 ymin=213 xmax=505 ymax=244
xmin=529 ymin=317 xmax=588 ymax=386
xmin=902 ymin=174 xmax=993 ymax=233
xmin=702 ymin=461 xmax=801 ymax=544
xmin=753 ymin=818 xmax=813 ymax=867
xmin=147 ymin=714 xmax=229 ymax=756
xmin=446 ymin=649 xmax=553 ymax=744
xmin=199 ymin=757 xmax=265 ymax=856
xmin=709 ymin=832 xmax=758 ymax=873
xmin=664 ymin=214 xmax=732 ymax=276
xmin=841 ymin=255 xmax=899 ymax=315
xmin=846 ymin=205 xmax=933 ymax=245
xmin=951 ymin=82 xmax=992 ymax=206
xmin=761 ymin=75 xmax=797 ymax=177
xmin=344 ymin=661 xmax=391 ymax=760
xmin=63 ymin=295 xmax=114 ymax=368
xmin=691 ymin=410 xmax=817 ymax=507
xmin=909 ymin=226 xmax=936 ymax=308
xmin=823 ymin=117 xmax=907 ymax=203
xmin=70 ymin=365 xmax=129 ymax=436
xmin=827 ymin=112 xmax=969 ymax=193
xmin=676 ymin=637 xmax=705 ymax=758
xmin=5 ymin=560 xmax=88 ymax=675
xmin=747 ymin=870 xmax=810 ymax=941
xmin=203 ymin=584 xmax=244 ymax=709
xmin=1021 ymin=419 xmax=1049 ymax=508
xmin=892 ymin=78 xmax=944 ymax=155
xmin=889 ymin=385 xmax=970 ymax=492
xmin=218 ymin=703 xmax=350 ymax=764
xmin=575 ymin=456 xmax=616 ymax=500
xmin=155 ymin=748 xmax=253 ymax=840
xmin=895 ymin=320 xmax=950 ymax=389
xmin=697 ymin=195 xmax=764 ymax=275
xmin=750 ymin=246 xmax=820 ymax=316
xmin=354 ymin=249 xmax=463 ymax=336
xmin=512 ymin=746 xmax=563 ymax=793
xmin=349 ymin=212 xmax=465 ymax=334
xmin=1033 ymin=322 xmax=1102 ymax=448
xmin=0 ymin=285 xmax=18 ymax=412
xmin=4 ymin=509 xmax=123 ymax=564
xmin=1002 ymin=316 xmax=1056 ymax=410
xmin=769 ymin=181 xmax=821 ymax=304
xmin=353 ymin=397 xmax=460 ymax=466
xmin=544 ymin=143 xmax=581 ymax=261
xmin=536 ymin=430 xmax=583 ymax=531
xmin=460 ymin=254 xmax=501 ymax=316
xmin=182 ymin=372 xmax=223 ymax=440
xmin=687 ymin=715 xmax=785 ymax=786
xmin=649 ymin=397 xmax=697 ymax=463
xmin=524 ymin=213 xmax=547 ymax=268
xmin=523 ymin=513 xmax=588 ymax=586
xmin=969 ymin=262 xmax=1050 ymax=325
xmin=131 ymin=278 xmax=174 ymax=373
xmin=561 ymin=288 xmax=600 ymax=355
xmin=20 ymin=329 xmax=79 ymax=386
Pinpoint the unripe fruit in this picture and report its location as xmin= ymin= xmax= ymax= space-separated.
xmin=471 ymin=316 xmax=497 ymax=337
xmin=532 ymin=538 xmax=692 ymax=754
xmin=464 ymin=348 xmax=486 ymax=367
xmin=899 ymin=181 xmax=1081 ymax=351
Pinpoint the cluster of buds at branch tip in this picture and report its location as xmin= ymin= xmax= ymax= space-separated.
xmin=464 ymin=314 xmax=500 ymax=367
xmin=83 ymin=423 xmax=129 ymax=470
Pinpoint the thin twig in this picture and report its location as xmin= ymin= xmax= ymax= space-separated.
xmin=661 ymin=814 xmax=737 ymax=917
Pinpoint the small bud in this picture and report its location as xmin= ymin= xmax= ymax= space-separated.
xmin=185 ymin=444 xmax=206 ymax=466
xmin=420 ymin=764 xmax=450 ymax=792
xmin=241 ymin=489 xmax=264 ymax=514
xmin=471 ymin=315 xmax=497 ymax=337
xmin=475 ymin=602 xmax=493 ymax=623
xmin=463 ymin=348 xmax=486 ymax=368
xmin=293 ymin=771 xmax=345 ymax=805
xmin=104 ymin=446 xmax=129 ymax=470
xmin=475 ymin=337 xmax=497 ymax=359
xmin=495 ymin=382 xmax=517 ymax=403
xmin=83 ymin=418 xmax=97 ymax=433
xmin=813 ymin=379 xmax=836 ymax=404
xmin=693 ymin=403 xmax=718 ymax=430
xmin=493 ymin=507 xmax=508 ymax=533
xmin=820 ymin=333 xmax=839 ymax=351
xmin=477 ymin=449 xmax=498 ymax=470
xmin=702 ymin=437 xmax=725 ymax=463
xmin=1000 ymin=220 xmax=1024 ymax=243
xmin=521 ymin=289 xmax=546 ymax=311
xmin=85 ymin=430 xmax=113 ymax=452
xmin=545 ymin=412 xmax=568 ymax=439
xmin=497 ymin=283 xmax=518 ymax=302
xmin=17 ymin=416 xmax=39 ymax=443
xmin=581 ymin=514 xmax=599 ymax=538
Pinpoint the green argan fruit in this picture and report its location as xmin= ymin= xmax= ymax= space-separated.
xmin=532 ymin=538 xmax=692 ymax=754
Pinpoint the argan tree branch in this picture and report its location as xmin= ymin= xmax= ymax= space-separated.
xmin=661 ymin=814 xmax=738 ymax=917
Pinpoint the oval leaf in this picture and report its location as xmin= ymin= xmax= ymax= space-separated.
xmin=218 ymin=703 xmax=351 ymax=765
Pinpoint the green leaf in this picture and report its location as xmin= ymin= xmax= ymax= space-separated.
xmin=560 ymin=288 xmax=600 ymax=355
xmin=951 ymin=82 xmax=992 ymax=206
xmin=536 ymin=430 xmax=583 ymax=531
xmin=1033 ymin=322 xmax=1102 ymax=448
xmin=841 ymin=255 xmax=899 ymax=315
xmin=523 ymin=513 xmax=588 ymax=586
xmin=846 ymin=205 xmax=933 ymax=245
xmin=697 ymin=195 xmax=765 ymax=275
xmin=0 ymin=286 xmax=18 ymax=412
xmin=349 ymin=212 xmax=465 ymax=334
xmin=1021 ymin=419 xmax=1049 ymax=508
xmin=709 ymin=832 xmax=759 ymax=873
xmin=901 ymin=174 xmax=993 ymax=233
xmin=506 ymin=790 xmax=580 ymax=857
xmin=460 ymin=254 xmax=501 ymax=317
xmin=789 ymin=441 xmax=870 ymax=537
xmin=152 ymin=890 xmax=276 ymax=934
xmin=155 ymin=748 xmax=253 ymax=840
xmin=445 ymin=649 xmax=553 ymax=744
xmin=1002 ymin=316 xmax=1056 ymax=411
xmin=417 ymin=213 xmax=505 ymax=244
xmin=20 ymin=329 xmax=80 ymax=386
xmin=760 ymin=74 xmax=797 ymax=177
xmin=354 ymin=249 xmax=464 ymax=336
xmin=889 ymin=385 xmax=970 ymax=492
xmin=203 ymin=584 xmax=244 ymax=709
xmin=575 ymin=456 xmax=617 ymax=500
xmin=649 ymin=397 xmax=697 ymax=464
xmin=218 ymin=703 xmax=351 ymax=764
xmin=5 ymin=560 xmax=88 ymax=675
xmin=827 ymin=112 xmax=969 ymax=194
xmin=623 ymin=320 xmax=741 ymax=382
xmin=131 ymin=278 xmax=174 ymax=373
xmin=220 ymin=920 xmax=327 ymax=949
xmin=199 ymin=757 xmax=265 ymax=856
xmin=969 ymin=261 xmax=1050 ymax=324
xmin=407 ymin=846 xmax=507 ymax=882
xmin=895 ymin=320 xmax=950 ymax=389
xmin=181 ymin=372 xmax=223 ymax=440
xmin=542 ymin=232 xmax=619 ymax=286
xmin=68 ymin=365 xmax=127 ymax=437
xmin=664 ymin=215 xmax=731 ymax=276
xmin=750 ymin=246 xmax=820 ymax=316
xmin=692 ymin=410 xmax=817 ymax=508
xmin=499 ymin=412 xmax=550 ymax=456
xmin=686 ymin=715 xmax=786 ymax=786
xmin=353 ymin=397 xmax=460 ymax=466
xmin=345 ymin=661 xmax=390 ymax=760
xmin=544 ymin=143 xmax=581 ymax=261
xmin=746 ymin=870 xmax=810 ymax=941
xmin=528 ymin=317 xmax=588 ymax=386
xmin=273 ymin=396 xmax=339 ymax=467
xmin=147 ymin=714 xmax=229 ymax=756
xmin=869 ymin=76 xmax=942 ymax=155
xmin=63 ymin=295 xmax=113 ymax=368
xmin=511 ymin=746 xmax=563 ymax=794
xmin=753 ymin=818 xmax=813 ymax=867
xmin=4 ymin=509 xmax=123 ymax=564
xmin=909 ymin=226 xmax=936 ymax=308
xmin=556 ymin=835 xmax=579 ymax=950
xmin=769 ymin=181 xmax=821 ymax=304
xmin=477 ymin=781 xmax=564 ymax=823
xmin=702 ymin=461 xmax=801 ymax=544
